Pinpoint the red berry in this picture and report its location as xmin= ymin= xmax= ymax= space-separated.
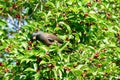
xmin=8 ymin=45 xmax=11 ymax=48
xmin=98 ymin=64 xmax=102 ymax=67
xmin=0 ymin=62 xmax=3 ymax=66
xmin=16 ymin=15 xmax=20 ymax=19
xmin=104 ymin=72 xmax=109 ymax=77
xmin=73 ymin=64 xmax=77 ymax=68
xmin=28 ymin=41 xmax=33 ymax=45
xmin=79 ymin=49 xmax=83 ymax=53
xmin=0 ymin=8 xmax=3 ymax=10
xmin=88 ymin=58 xmax=93 ymax=61
xmin=64 ymin=67 xmax=71 ymax=72
xmin=46 ymin=52 xmax=49 ymax=55
xmin=36 ymin=56 xmax=42 ymax=63
xmin=9 ymin=7 xmax=13 ymax=12
xmin=102 ymin=28 xmax=108 ymax=31
xmin=37 ymin=67 xmax=40 ymax=72
xmin=64 ymin=67 xmax=68 ymax=71
xmin=100 ymin=56 xmax=106 ymax=60
xmin=27 ymin=46 xmax=32 ymax=50
xmin=36 ymin=28 xmax=39 ymax=32
xmin=44 ymin=5 xmax=49 ymax=9
xmin=94 ymin=0 xmax=102 ymax=3
xmin=47 ymin=64 xmax=54 ymax=69
xmin=106 ymin=12 xmax=111 ymax=19
xmin=80 ymin=21 xmax=84 ymax=24
xmin=50 ymin=78 xmax=54 ymax=80
xmin=72 ymin=30 xmax=76 ymax=33
xmin=4 ymin=68 xmax=10 ymax=73
xmin=63 ymin=13 xmax=66 ymax=17
xmin=94 ymin=46 xmax=97 ymax=49
xmin=117 ymin=77 xmax=120 ymax=80
xmin=5 ymin=48 xmax=10 ymax=52
xmin=16 ymin=61 xmax=20 ymax=65
xmin=22 ymin=16 xmax=27 ymax=19
xmin=84 ymin=13 xmax=88 ymax=17
xmin=67 ymin=68 xmax=71 ymax=72
xmin=65 ymin=37 xmax=69 ymax=41
xmin=94 ymin=52 xmax=99 ymax=58
xmin=86 ymin=2 xmax=92 ymax=7
xmin=12 ymin=4 xmax=17 ymax=8
xmin=102 ymin=48 xmax=107 ymax=52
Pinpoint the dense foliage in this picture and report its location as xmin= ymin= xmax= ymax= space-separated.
xmin=0 ymin=0 xmax=120 ymax=80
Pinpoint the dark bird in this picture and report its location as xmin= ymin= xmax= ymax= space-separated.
xmin=30 ymin=31 xmax=63 ymax=46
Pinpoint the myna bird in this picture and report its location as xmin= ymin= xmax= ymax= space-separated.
xmin=30 ymin=31 xmax=63 ymax=46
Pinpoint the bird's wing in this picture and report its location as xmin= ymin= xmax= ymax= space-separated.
xmin=46 ymin=33 xmax=63 ymax=44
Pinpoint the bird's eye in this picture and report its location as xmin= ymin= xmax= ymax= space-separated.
xmin=33 ymin=36 xmax=36 ymax=40
xmin=48 ymin=38 xmax=54 ymax=42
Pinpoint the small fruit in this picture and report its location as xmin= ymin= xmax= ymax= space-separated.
xmin=44 ymin=5 xmax=49 ymax=9
xmin=37 ymin=67 xmax=40 ymax=72
xmin=88 ymin=58 xmax=93 ymax=61
xmin=65 ymin=37 xmax=69 ymax=41
xmin=8 ymin=45 xmax=11 ymax=48
xmin=100 ymin=56 xmax=106 ymax=60
xmin=46 ymin=51 xmax=49 ymax=55
xmin=106 ymin=12 xmax=111 ymax=19
xmin=67 ymin=68 xmax=71 ymax=72
xmin=36 ymin=56 xmax=42 ymax=63
xmin=94 ymin=52 xmax=99 ymax=58
xmin=73 ymin=64 xmax=77 ymax=68
xmin=0 ymin=62 xmax=3 ymax=66
xmin=63 ymin=13 xmax=66 ymax=17
xmin=16 ymin=61 xmax=20 ymax=65
xmin=64 ymin=67 xmax=71 ymax=72
xmin=102 ymin=48 xmax=107 ymax=53
xmin=22 ymin=15 xmax=27 ymax=19
xmin=5 ymin=48 xmax=10 ymax=52
xmin=72 ymin=30 xmax=76 ymax=33
xmin=0 ymin=8 xmax=3 ymax=10
xmin=9 ymin=7 xmax=13 ymax=12
xmin=104 ymin=72 xmax=109 ymax=77
xmin=64 ymin=67 xmax=68 ymax=71
xmin=47 ymin=63 xmax=54 ymax=69
xmin=117 ymin=77 xmax=120 ymax=80
xmin=50 ymin=78 xmax=54 ymax=80
xmin=28 ymin=41 xmax=33 ymax=45
xmin=86 ymin=2 xmax=92 ymax=7
xmin=84 ymin=13 xmax=88 ymax=17
xmin=16 ymin=15 xmax=20 ymax=19
xmin=27 ymin=46 xmax=32 ymax=50
xmin=4 ymin=68 xmax=10 ymax=73
xmin=98 ymin=63 xmax=102 ymax=67
xmin=102 ymin=28 xmax=108 ymax=31
xmin=80 ymin=21 xmax=84 ymax=24
xmin=81 ymin=70 xmax=87 ymax=77
xmin=94 ymin=0 xmax=102 ymax=4
xmin=94 ymin=46 xmax=97 ymax=49
xmin=12 ymin=4 xmax=17 ymax=8
xmin=36 ymin=28 xmax=39 ymax=32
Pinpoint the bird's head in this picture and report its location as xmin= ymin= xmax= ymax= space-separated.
xmin=30 ymin=31 xmax=43 ymax=41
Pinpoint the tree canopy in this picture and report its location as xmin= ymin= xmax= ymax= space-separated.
xmin=0 ymin=0 xmax=120 ymax=79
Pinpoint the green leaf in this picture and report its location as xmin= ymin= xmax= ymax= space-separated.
xmin=24 ymin=68 xmax=36 ymax=72
xmin=58 ymin=22 xmax=72 ymax=34
xmin=0 ymin=19 xmax=6 ymax=27
xmin=34 ymin=73 xmax=40 ymax=80
xmin=40 ymin=60 xmax=47 ymax=65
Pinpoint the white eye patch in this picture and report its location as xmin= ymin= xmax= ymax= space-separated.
xmin=33 ymin=36 xmax=36 ymax=40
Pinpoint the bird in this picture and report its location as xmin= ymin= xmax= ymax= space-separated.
xmin=30 ymin=31 xmax=63 ymax=46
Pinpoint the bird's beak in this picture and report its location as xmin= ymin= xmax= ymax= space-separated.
xmin=33 ymin=36 xmax=36 ymax=40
